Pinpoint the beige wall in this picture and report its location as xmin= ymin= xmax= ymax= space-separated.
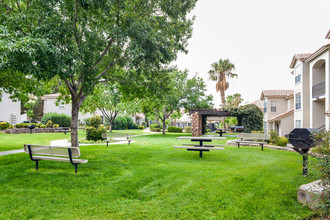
xmin=0 ymin=93 xmax=21 ymax=124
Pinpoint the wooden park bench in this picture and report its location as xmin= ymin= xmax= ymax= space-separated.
xmin=57 ymin=127 xmax=71 ymax=135
xmin=102 ymin=133 xmax=133 ymax=146
xmin=24 ymin=144 xmax=88 ymax=173
xmin=233 ymin=133 xmax=270 ymax=151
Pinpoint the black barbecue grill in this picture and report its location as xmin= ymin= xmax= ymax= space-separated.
xmin=288 ymin=128 xmax=318 ymax=175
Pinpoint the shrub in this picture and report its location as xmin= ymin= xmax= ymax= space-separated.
xmin=113 ymin=116 xmax=127 ymax=130
xmin=168 ymin=126 xmax=182 ymax=133
xmin=46 ymin=120 xmax=53 ymax=128
xmin=15 ymin=123 xmax=38 ymax=128
xmin=41 ymin=112 xmax=71 ymax=127
xmin=207 ymin=129 xmax=211 ymax=132
xmin=142 ymin=121 xmax=147 ymax=127
xmin=125 ymin=116 xmax=135 ymax=129
xmin=0 ymin=122 xmax=12 ymax=130
xmin=90 ymin=115 xmax=102 ymax=128
xmin=138 ymin=125 xmax=144 ymax=130
xmin=184 ymin=126 xmax=192 ymax=133
xmin=251 ymin=130 xmax=263 ymax=133
xmin=234 ymin=104 xmax=263 ymax=132
xmin=275 ymin=136 xmax=289 ymax=147
xmin=39 ymin=124 xmax=46 ymax=128
xmin=150 ymin=124 xmax=160 ymax=132
xmin=53 ymin=124 xmax=59 ymax=128
xmin=37 ymin=123 xmax=44 ymax=128
xmin=153 ymin=128 xmax=161 ymax=132
xmin=86 ymin=124 xmax=107 ymax=141
xmin=269 ymin=130 xmax=279 ymax=144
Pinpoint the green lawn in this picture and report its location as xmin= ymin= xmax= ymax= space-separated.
xmin=0 ymin=133 xmax=318 ymax=219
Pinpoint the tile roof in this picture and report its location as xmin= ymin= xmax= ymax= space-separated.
xmin=289 ymin=53 xmax=312 ymax=68
xmin=260 ymin=90 xmax=294 ymax=100
xmin=251 ymin=100 xmax=264 ymax=109
xmin=305 ymin=43 xmax=330 ymax=63
xmin=326 ymin=29 xmax=330 ymax=39
xmin=269 ymin=109 xmax=294 ymax=122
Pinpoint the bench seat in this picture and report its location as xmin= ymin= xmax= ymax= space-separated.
xmin=33 ymin=156 xmax=88 ymax=163
xmin=182 ymin=143 xmax=226 ymax=147
xmin=234 ymin=140 xmax=267 ymax=145
xmin=174 ymin=146 xmax=224 ymax=150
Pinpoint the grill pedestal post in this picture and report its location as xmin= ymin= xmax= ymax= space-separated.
xmin=302 ymin=154 xmax=308 ymax=176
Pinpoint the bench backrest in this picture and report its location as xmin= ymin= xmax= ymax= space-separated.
xmin=108 ymin=133 xmax=132 ymax=138
xmin=237 ymin=133 xmax=270 ymax=140
xmin=24 ymin=145 xmax=80 ymax=158
xmin=102 ymin=133 xmax=107 ymax=139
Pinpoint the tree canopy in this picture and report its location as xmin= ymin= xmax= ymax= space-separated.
xmin=0 ymin=0 xmax=198 ymax=146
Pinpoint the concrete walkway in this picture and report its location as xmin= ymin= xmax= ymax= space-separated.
xmin=0 ymin=131 xmax=157 ymax=156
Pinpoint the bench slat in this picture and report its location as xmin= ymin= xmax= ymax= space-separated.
xmin=234 ymin=140 xmax=266 ymax=144
xmin=33 ymin=156 xmax=88 ymax=164
xmin=24 ymin=145 xmax=80 ymax=157
xmin=174 ymin=146 xmax=224 ymax=150
xmin=182 ymin=144 xmax=226 ymax=147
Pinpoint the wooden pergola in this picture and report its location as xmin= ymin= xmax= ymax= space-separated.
xmin=189 ymin=108 xmax=239 ymax=137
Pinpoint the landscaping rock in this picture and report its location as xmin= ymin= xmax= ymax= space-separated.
xmin=297 ymin=180 xmax=326 ymax=210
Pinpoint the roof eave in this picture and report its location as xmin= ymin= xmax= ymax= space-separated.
xmin=305 ymin=44 xmax=330 ymax=63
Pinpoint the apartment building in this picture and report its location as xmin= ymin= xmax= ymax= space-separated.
xmin=260 ymin=90 xmax=294 ymax=136
xmin=290 ymin=30 xmax=330 ymax=131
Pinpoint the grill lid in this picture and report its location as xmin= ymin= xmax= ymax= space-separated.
xmin=288 ymin=128 xmax=317 ymax=150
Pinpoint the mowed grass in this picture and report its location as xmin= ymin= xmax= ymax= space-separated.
xmin=0 ymin=133 xmax=318 ymax=219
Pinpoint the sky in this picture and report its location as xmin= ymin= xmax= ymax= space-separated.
xmin=174 ymin=0 xmax=330 ymax=107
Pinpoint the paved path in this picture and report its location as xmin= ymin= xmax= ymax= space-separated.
xmin=0 ymin=132 xmax=157 ymax=156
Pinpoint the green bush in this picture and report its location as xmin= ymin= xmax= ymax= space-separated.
xmin=142 ymin=121 xmax=147 ymax=127
xmin=234 ymin=104 xmax=263 ymax=132
xmin=53 ymin=124 xmax=59 ymax=128
xmin=39 ymin=124 xmax=46 ymax=128
xmin=113 ymin=116 xmax=127 ymax=130
xmin=0 ymin=122 xmax=13 ymax=130
xmin=269 ymin=130 xmax=279 ymax=144
xmin=153 ymin=128 xmax=161 ymax=132
xmin=275 ymin=136 xmax=289 ymax=147
xmin=184 ymin=126 xmax=192 ymax=133
xmin=86 ymin=125 xmax=107 ymax=141
xmin=168 ymin=126 xmax=182 ymax=133
xmin=251 ymin=130 xmax=263 ymax=133
xmin=207 ymin=129 xmax=211 ymax=132
xmin=46 ymin=120 xmax=53 ymax=128
xmin=37 ymin=123 xmax=44 ymax=128
xmin=150 ymin=124 xmax=160 ymax=132
xmin=15 ymin=123 xmax=38 ymax=128
xmin=41 ymin=112 xmax=71 ymax=127
xmin=125 ymin=116 xmax=135 ymax=129
xmin=90 ymin=116 xmax=102 ymax=128
xmin=138 ymin=125 xmax=144 ymax=130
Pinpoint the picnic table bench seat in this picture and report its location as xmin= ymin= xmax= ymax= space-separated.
xmin=102 ymin=133 xmax=133 ymax=146
xmin=24 ymin=144 xmax=88 ymax=173
xmin=182 ymin=143 xmax=226 ymax=147
xmin=174 ymin=146 xmax=224 ymax=150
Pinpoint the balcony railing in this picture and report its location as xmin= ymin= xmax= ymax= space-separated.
xmin=312 ymin=81 xmax=325 ymax=99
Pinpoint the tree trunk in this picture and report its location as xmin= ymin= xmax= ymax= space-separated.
xmin=109 ymin=120 xmax=114 ymax=132
xmin=71 ymin=99 xmax=80 ymax=148
xmin=162 ymin=118 xmax=166 ymax=135
xmin=220 ymin=89 xmax=226 ymax=130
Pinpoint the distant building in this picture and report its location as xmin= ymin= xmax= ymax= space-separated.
xmin=260 ymin=90 xmax=294 ymax=136
xmin=289 ymin=30 xmax=330 ymax=131
xmin=0 ymin=93 xmax=21 ymax=124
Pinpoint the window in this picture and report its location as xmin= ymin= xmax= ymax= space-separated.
xmin=271 ymin=101 xmax=276 ymax=112
xmin=295 ymin=92 xmax=301 ymax=110
xmin=263 ymin=98 xmax=267 ymax=113
xmin=295 ymin=120 xmax=301 ymax=128
xmin=58 ymin=102 xmax=65 ymax=109
xmin=295 ymin=65 xmax=302 ymax=84
xmin=263 ymin=122 xmax=267 ymax=134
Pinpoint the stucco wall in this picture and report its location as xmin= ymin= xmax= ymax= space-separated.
xmin=0 ymin=93 xmax=21 ymax=124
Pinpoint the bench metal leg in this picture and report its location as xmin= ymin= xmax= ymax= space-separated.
xmin=36 ymin=160 xmax=39 ymax=171
xmin=199 ymin=151 xmax=203 ymax=158
xmin=238 ymin=142 xmax=240 ymax=148
xmin=75 ymin=164 xmax=78 ymax=173
xmin=107 ymin=141 xmax=109 ymax=147
xmin=128 ymin=140 xmax=131 ymax=146
xmin=261 ymin=144 xmax=263 ymax=151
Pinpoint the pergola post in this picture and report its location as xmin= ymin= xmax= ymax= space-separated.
xmin=192 ymin=112 xmax=202 ymax=137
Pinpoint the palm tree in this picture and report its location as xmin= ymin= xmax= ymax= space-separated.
xmin=208 ymin=59 xmax=237 ymax=108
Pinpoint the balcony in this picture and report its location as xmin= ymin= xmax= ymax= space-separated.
xmin=312 ymin=81 xmax=325 ymax=99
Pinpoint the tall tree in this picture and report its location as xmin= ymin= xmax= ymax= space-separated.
xmin=81 ymin=82 xmax=140 ymax=132
xmin=0 ymin=0 xmax=197 ymax=147
xmin=208 ymin=59 xmax=237 ymax=108
xmin=150 ymin=70 xmax=213 ymax=135
xmin=226 ymin=93 xmax=244 ymax=109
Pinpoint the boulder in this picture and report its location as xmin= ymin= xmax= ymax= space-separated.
xmin=297 ymin=180 xmax=326 ymax=210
